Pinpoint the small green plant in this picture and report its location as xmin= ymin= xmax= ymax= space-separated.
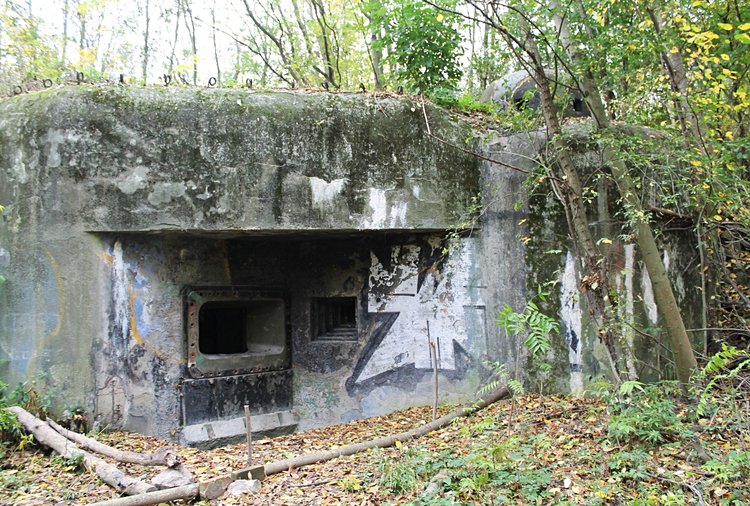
xmin=703 ymin=450 xmax=750 ymax=483
xmin=607 ymin=383 xmax=687 ymax=446
xmin=378 ymin=446 xmax=423 ymax=494
xmin=51 ymin=452 xmax=85 ymax=473
xmin=442 ymin=194 xmax=483 ymax=256
xmin=496 ymin=287 xmax=559 ymax=392
xmin=497 ymin=288 xmax=558 ymax=359
xmin=608 ymin=448 xmax=650 ymax=480
xmin=338 ymin=474 xmax=362 ymax=492
xmin=0 ymin=381 xmax=23 ymax=444
xmin=694 ymin=344 xmax=750 ymax=420
xmin=478 ymin=361 xmax=524 ymax=398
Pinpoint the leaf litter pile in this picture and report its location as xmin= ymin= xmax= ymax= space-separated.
xmin=1 ymin=391 xmax=748 ymax=505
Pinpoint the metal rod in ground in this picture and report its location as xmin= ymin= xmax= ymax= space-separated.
xmin=427 ymin=321 xmax=438 ymax=421
xmin=244 ymin=404 xmax=253 ymax=466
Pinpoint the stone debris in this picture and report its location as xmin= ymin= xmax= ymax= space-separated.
xmin=226 ymin=479 xmax=262 ymax=497
xmin=151 ymin=467 xmax=194 ymax=489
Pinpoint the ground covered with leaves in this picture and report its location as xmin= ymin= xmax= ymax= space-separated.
xmin=1 ymin=386 xmax=748 ymax=505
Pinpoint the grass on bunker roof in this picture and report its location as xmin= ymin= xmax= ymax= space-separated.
xmin=1 ymin=389 xmax=749 ymax=505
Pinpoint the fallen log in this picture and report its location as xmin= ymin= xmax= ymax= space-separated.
xmin=263 ymin=384 xmax=511 ymax=475
xmin=6 ymin=407 xmax=156 ymax=496
xmin=47 ymin=418 xmax=181 ymax=467
xmin=80 ymin=484 xmax=199 ymax=506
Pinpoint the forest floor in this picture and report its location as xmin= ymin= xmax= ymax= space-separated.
xmin=1 ymin=389 xmax=748 ymax=505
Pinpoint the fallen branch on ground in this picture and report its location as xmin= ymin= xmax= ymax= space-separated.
xmin=6 ymin=407 xmax=156 ymax=496
xmin=82 ymin=484 xmax=200 ymax=506
xmin=47 ymin=418 xmax=182 ymax=467
xmin=263 ymin=384 xmax=511 ymax=475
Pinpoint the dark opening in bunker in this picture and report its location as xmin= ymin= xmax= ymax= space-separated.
xmin=186 ymin=288 xmax=290 ymax=378
xmin=312 ymin=297 xmax=357 ymax=341
xmin=198 ymin=300 xmax=286 ymax=355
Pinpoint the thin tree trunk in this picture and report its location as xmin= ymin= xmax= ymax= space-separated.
xmin=211 ymin=1 xmax=221 ymax=84
xmin=552 ymin=1 xmax=698 ymax=386
xmin=233 ymin=41 xmax=241 ymax=83
xmin=168 ymin=0 xmax=180 ymax=75
xmin=181 ymin=0 xmax=197 ymax=84
xmin=46 ymin=418 xmax=181 ymax=467
xmin=86 ymin=485 xmax=199 ymax=506
xmin=61 ymin=0 xmax=69 ymax=65
xmin=516 ymin=25 xmax=624 ymax=382
xmin=7 ymin=407 xmax=156 ymax=496
xmin=645 ymin=7 xmax=707 ymax=155
xmin=311 ymin=0 xmax=339 ymax=87
xmin=371 ymin=31 xmax=384 ymax=89
xmin=141 ymin=0 xmax=150 ymax=84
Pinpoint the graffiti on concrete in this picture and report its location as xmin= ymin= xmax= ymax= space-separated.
xmin=348 ymin=241 xmax=487 ymax=392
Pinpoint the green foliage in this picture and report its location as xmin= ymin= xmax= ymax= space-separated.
xmin=496 ymin=288 xmax=559 ymax=392
xmin=377 ymin=446 xmax=423 ymax=494
xmin=497 ymin=289 xmax=559 ymax=361
xmin=442 ymin=193 xmax=482 ymax=256
xmin=694 ymin=344 xmax=750 ymax=428
xmin=608 ymin=448 xmax=650 ymax=480
xmin=703 ymin=450 xmax=750 ymax=484
xmin=0 ymin=381 xmax=24 ymax=451
xmin=0 ymin=3 xmax=65 ymax=89
xmin=51 ymin=453 xmax=85 ymax=473
xmin=478 ymin=361 xmax=524 ymax=398
xmin=607 ymin=383 xmax=687 ymax=446
xmin=368 ymin=0 xmax=463 ymax=95
xmin=429 ymin=89 xmax=498 ymax=114
xmin=376 ymin=435 xmax=556 ymax=504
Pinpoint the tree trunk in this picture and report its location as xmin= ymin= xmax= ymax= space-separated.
xmin=551 ymin=1 xmax=698 ymax=387
xmin=645 ymin=7 xmax=706 ymax=154
xmin=87 ymin=485 xmax=199 ymax=506
xmin=515 ymin=22 xmax=624 ymax=382
xmin=46 ymin=418 xmax=181 ymax=467
xmin=181 ymin=0 xmax=197 ymax=85
xmin=61 ymin=0 xmax=69 ymax=65
xmin=7 ymin=407 xmax=156 ymax=496
xmin=211 ymin=1 xmax=221 ymax=84
xmin=141 ymin=0 xmax=150 ymax=84
xmin=168 ymin=0 xmax=180 ymax=75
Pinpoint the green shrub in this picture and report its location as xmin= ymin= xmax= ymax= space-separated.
xmin=607 ymin=383 xmax=687 ymax=446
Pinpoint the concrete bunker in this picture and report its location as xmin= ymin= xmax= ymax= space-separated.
xmin=0 ymin=86 xmax=703 ymax=447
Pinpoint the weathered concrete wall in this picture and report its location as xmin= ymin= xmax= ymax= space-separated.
xmin=0 ymin=87 xmax=499 ymax=441
xmin=0 ymin=87 xmax=478 ymax=234
xmin=0 ymin=86 xmax=702 ymax=444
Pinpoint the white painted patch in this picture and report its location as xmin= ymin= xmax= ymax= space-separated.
xmin=111 ymin=241 xmax=130 ymax=342
xmin=364 ymin=188 xmax=388 ymax=228
xmin=196 ymin=185 xmax=212 ymax=200
xmin=147 ymin=182 xmax=187 ymax=206
xmin=46 ymin=129 xmax=64 ymax=168
xmin=11 ymin=150 xmax=27 ymax=184
xmin=622 ymin=244 xmax=637 ymax=378
xmin=116 ymin=166 xmax=150 ymax=195
xmin=641 ymin=264 xmax=658 ymax=325
xmin=389 ymin=201 xmax=408 ymax=227
xmin=356 ymin=241 xmax=485 ymax=384
xmin=309 ymin=177 xmax=346 ymax=207
xmin=561 ymin=251 xmax=583 ymax=393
